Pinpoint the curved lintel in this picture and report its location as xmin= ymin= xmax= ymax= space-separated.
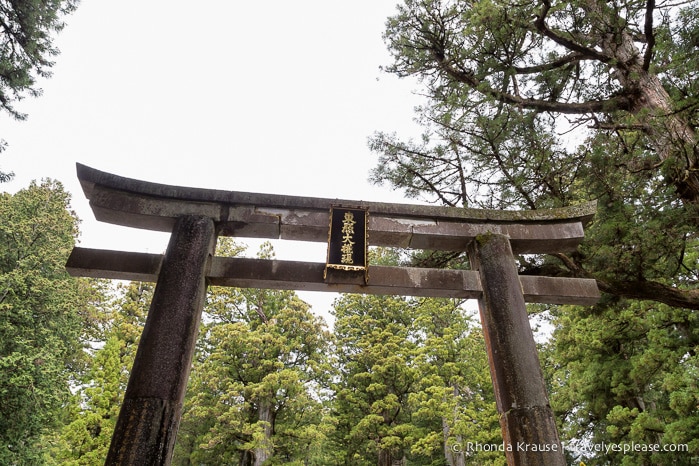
xmin=76 ymin=163 xmax=596 ymax=253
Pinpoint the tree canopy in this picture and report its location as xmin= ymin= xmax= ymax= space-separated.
xmin=331 ymin=293 xmax=502 ymax=466
xmin=370 ymin=0 xmax=699 ymax=461
xmin=0 ymin=180 xmax=92 ymax=463
xmin=371 ymin=0 xmax=699 ymax=309
xmin=379 ymin=0 xmax=699 ymax=199
xmin=0 ymin=0 xmax=79 ymax=179
xmin=0 ymin=0 xmax=78 ymax=120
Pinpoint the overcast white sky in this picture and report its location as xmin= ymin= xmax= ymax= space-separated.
xmin=1 ymin=1 xmax=429 ymax=319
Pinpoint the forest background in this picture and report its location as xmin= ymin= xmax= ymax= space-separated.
xmin=1 ymin=0 xmax=699 ymax=465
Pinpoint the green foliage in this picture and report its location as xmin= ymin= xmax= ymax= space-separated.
xmin=371 ymin=0 xmax=699 ymax=307
xmin=20 ymin=236 xmax=504 ymax=465
xmin=44 ymin=282 xmax=151 ymax=465
xmin=174 ymin=240 xmax=332 ymax=465
xmin=45 ymin=337 xmax=121 ymax=465
xmin=0 ymin=0 xmax=79 ymax=120
xmin=409 ymin=298 xmax=504 ymax=466
xmin=330 ymin=294 xmax=419 ymax=465
xmin=0 ymin=180 xmax=90 ymax=464
xmin=330 ymin=294 xmax=501 ymax=465
xmin=0 ymin=0 xmax=78 ymax=177
xmin=370 ymin=2 xmax=699 ymax=464
xmin=0 ymin=137 xmax=12 ymax=182
xmin=543 ymin=300 xmax=699 ymax=464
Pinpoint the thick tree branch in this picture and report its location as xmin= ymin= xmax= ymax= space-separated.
xmin=534 ymin=0 xmax=618 ymax=68
xmin=435 ymin=58 xmax=635 ymax=115
xmin=551 ymin=252 xmax=699 ymax=310
xmin=597 ymin=279 xmax=699 ymax=310
xmin=642 ymin=0 xmax=656 ymax=71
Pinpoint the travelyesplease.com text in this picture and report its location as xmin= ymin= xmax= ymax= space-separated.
xmin=451 ymin=441 xmax=689 ymax=455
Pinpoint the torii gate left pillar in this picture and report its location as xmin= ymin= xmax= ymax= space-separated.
xmin=106 ymin=216 xmax=215 ymax=464
xmin=67 ymin=164 xmax=600 ymax=465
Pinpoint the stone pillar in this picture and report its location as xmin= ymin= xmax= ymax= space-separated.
xmin=106 ymin=216 xmax=216 ymax=465
xmin=467 ymin=233 xmax=565 ymax=466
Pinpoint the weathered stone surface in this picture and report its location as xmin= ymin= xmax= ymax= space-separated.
xmin=76 ymin=163 xmax=595 ymax=252
xmin=210 ymin=257 xmax=482 ymax=298
xmin=66 ymin=247 xmax=162 ymax=282
xmin=106 ymin=398 xmax=178 ymax=466
xmin=105 ymin=216 xmax=215 ymax=466
xmin=368 ymin=216 xmax=415 ymax=247
xmin=76 ymin=163 xmax=596 ymax=225
xmin=218 ymin=206 xmax=280 ymax=238
xmin=520 ymin=275 xmax=601 ymax=305
xmin=273 ymin=209 xmax=329 ymax=242
xmin=500 ymin=405 xmax=565 ymax=466
xmin=89 ymin=186 xmax=222 ymax=232
xmin=468 ymin=233 xmax=565 ymax=465
xmin=66 ymin=248 xmax=600 ymax=304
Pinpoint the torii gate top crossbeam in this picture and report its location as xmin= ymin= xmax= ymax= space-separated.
xmin=76 ymin=163 xmax=595 ymax=254
xmin=67 ymin=164 xmax=600 ymax=305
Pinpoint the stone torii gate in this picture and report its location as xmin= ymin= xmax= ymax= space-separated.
xmin=66 ymin=164 xmax=600 ymax=465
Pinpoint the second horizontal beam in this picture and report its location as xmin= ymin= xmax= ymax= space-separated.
xmin=67 ymin=248 xmax=600 ymax=305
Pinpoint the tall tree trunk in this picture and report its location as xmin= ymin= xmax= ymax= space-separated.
xmin=635 ymin=74 xmax=699 ymax=202
xmin=443 ymin=423 xmax=466 ymax=466
xmin=442 ymin=386 xmax=466 ymax=466
xmin=239 ymin=450 xmax=253 ymax=466
xmin=378 ymin=449 xmax=393 ymax=466
xmin=254 ymin=401 xmax=274 ymax=466
xmin=442 ymin=416 xmax=457 ymax=466
xmin=596 ymin=2 xmax=699 ymax=203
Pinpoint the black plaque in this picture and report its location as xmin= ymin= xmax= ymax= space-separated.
xmin=325 ymin=206 xmax=368 ymax=281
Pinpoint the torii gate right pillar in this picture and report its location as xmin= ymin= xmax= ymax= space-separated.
xmin=468 ymin=233 xmax=565 ymax=465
